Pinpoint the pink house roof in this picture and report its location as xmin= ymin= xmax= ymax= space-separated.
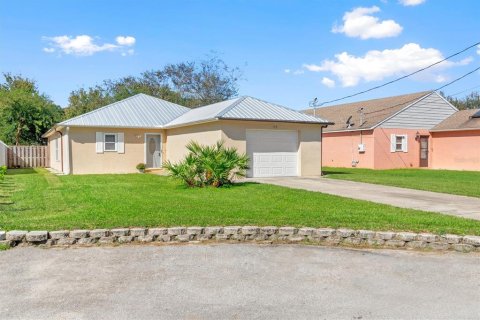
xmin=304 ymin=91 xmax=432 ymax=132
xmin=431 ymin=108 xmax=480 ymax=132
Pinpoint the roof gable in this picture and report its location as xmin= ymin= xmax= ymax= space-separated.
xmin=60 ymin=94 xmax=190 ymax=128
xmin=165 ymin=96 xmax=331 ymax=128
xmin=379 ymin=92 xmax=458 ymax=129
xmin=306 ymin=91 xmax=431 ymax=132
xmin=164 ymin=97 xmax=243 ymax=127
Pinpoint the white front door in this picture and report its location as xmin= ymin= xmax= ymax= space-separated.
xmin=145 ymin=134 xmax=161 ymax=168
xmin=246 ymin=130 xmax=298 ymax=178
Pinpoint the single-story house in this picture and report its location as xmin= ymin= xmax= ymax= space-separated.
xmin=304 ymin=91 xmax=458 ymax=169
xmin=42 ymin=94 xmax=332 ymax=177
xmin=429 ymin=108 xmax=480 ymax=171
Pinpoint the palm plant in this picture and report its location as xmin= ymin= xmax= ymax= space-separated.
xmin=164 ymin=140 xmax=249 ymax=187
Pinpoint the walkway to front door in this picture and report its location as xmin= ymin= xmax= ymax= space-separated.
xmin=145 ymin=134 xmax=161 ymax=168
xmin=248 ymin=177 xmax=480 ymax=220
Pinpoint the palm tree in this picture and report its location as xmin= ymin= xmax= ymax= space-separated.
xmin=164 ymin=140 xmax=249 ymax=187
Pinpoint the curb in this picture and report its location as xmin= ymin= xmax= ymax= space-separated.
xmin=1 ymin=227 xmax=480 ymax=253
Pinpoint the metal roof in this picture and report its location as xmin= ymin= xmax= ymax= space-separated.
xmin=59 ymin=93 xmax=190 ymax=128
xmin=45 ymin=94 xmax=330 ymax=138
xmin=165 ymin=96 xmax=331 ymax=128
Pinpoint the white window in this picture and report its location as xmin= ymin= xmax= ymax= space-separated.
xmin=390 ymin=134 xmax=408 ymax=153
xmin=55 ymin=138 xmax=59 ymax=161
xmin=104 ymin=133 xmax=117 ymax=152
xmin=96 ymin=132 xmax=124 ymax=154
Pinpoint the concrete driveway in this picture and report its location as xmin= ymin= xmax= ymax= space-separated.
xmin=1 ymin=244 xmax=480 ymax=319
xmin=249 ymin=177 xmax=480 ymax=220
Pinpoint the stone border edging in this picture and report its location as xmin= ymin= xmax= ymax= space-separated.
xmin=1 ymin=227 xmax=480 ymax=253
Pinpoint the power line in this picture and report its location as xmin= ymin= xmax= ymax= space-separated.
xmin=315 ymin=41 xmax=480 ymax=107
xmin=447 ymin=84 xmax=480 ymax=97
xmin=364 ymin=65 xmax=480 ymax=115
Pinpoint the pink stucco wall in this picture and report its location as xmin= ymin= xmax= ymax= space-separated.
xmin=431 ymin=130 xmax=480 ymax=171
xmin=322 ymin=130 xmax=375 ymax=168
xmin=323 ymin=128 xmax=431 ymax=169
xmin=373 ymin=128 xmax=430 ymax=169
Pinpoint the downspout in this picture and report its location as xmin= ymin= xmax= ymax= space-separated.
xmin=320 ymin=126 xmax=324 ymax=176
xmin=55 ymin=129 xmax=64 ymax=173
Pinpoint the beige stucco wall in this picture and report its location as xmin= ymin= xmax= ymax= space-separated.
xmin=165 ymin=122 xmax=222 ymax=163
xmin=219 ymin=120 xmax=323 ymax=176
xmin=68 ymin=127 xmax=164 ymax=174
xmin=57 ymin=120 xmax=323 ymax=176
xmin=47 ymin=129 xmax=67 ymax=173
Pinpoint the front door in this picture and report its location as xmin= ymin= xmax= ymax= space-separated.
xmin=145 ymin=134 xmax=161 ymax=168
xmin=419 ymin=136 xmax=429 ymax=167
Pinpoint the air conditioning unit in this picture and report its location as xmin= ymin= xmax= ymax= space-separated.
xmin=358 ymin=144 xmax=366 ymax=153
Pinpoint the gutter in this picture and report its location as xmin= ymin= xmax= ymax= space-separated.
xmin=429 ymin=128 xmax=480 ymax=133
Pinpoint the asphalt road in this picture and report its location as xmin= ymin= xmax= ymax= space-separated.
xmin=1 ymin=243 xmax=480 ymax=319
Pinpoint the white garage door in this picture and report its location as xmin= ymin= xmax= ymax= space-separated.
xmin=246 ymin=130 xmax=298 ymax=178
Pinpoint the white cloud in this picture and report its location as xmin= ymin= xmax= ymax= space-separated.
xmin=332 ymin=6 xmax=403 ymax=39
xmin=398 ymin=0 xmax=426 ymax=6
xmin=121 ymin=49 xmax=135 ymax=57
xmin=477 ymin=45 xmax=480 ymax=55
xmin=303 ymin=43 xmax=471 ymax=87
xmin=116 ymin=36 xmax=136 ymax=46
xmin=43 ymin=35 xmax=136 ymax=56
xmin=284 ymin=69 xmax=305 ymax=75
xmin=321 ymin=77 xmax=336 ymax=88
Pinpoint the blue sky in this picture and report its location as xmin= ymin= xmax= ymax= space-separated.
xmin=1 ymin=0 xmax=479 ymax=109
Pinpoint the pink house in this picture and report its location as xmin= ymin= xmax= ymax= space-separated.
xmin=304 ymin=91 xmax=458 ymax=169
xmin=430 ymin=108 xmax=480 ymax=171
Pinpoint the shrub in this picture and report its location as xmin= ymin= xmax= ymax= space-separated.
xmin=136 ymin=163 xmax=146 ymax=171
xmin=0 ymin=165 xmax=6 ymax=180
xmin=163 ymin=141 xmax=249 ymax=187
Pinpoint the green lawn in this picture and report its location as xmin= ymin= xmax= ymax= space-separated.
xmin=1 ymin=168 xmax=480 ymax=235
xmin=324 ymin=167 xmax=480 ymax=198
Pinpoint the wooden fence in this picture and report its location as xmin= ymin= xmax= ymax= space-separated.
xmin=7 ymin=145 xmax=49 ymax=168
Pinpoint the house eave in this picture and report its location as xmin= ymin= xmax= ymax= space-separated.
xmin=429 ymin=127 xmax=480 ymax=133
xmin=323 ymin=127 xmax=375 ymax=134
xmin=218 ymin=117 xmax=334 ymax=126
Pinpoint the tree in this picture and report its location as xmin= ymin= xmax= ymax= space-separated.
xmin=65 ymin=55 xmax=242 ymax=118
xmin=441 ymin=91 xmax=480 ymax=110
xmin=0 ymin=73 xmax=63 ymax=145
xmin=162 ymin=55 xmax=241 ymax=107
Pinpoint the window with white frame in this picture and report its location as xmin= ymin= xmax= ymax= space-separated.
xmin=391 ymin=134 xmax=408 ymax=152
xmin=104 ymin=133 xmax=117 ymax=151
xmin=55 ymin=138 xmax=59 ymax=161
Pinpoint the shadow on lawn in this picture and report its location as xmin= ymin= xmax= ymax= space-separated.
xmin=173 ymin=181 xmax=259 ymax=190
xmin=6 ymin=168 xmax=37 ymax=175
xmin=322 ymin=170 xmax=353 ymax=176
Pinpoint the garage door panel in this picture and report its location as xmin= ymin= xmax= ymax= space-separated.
xmin=251 ymin=152 xmax=298 ymax=177
xmin=247 ymin=130 xmax=298 ymax=178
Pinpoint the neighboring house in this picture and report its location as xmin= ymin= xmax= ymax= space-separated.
xmin=42 ymin=94 xmax=331 ymax=177
xmin=304 ymin=91 xmax=458 ymax=169
xmin=430 ymin=108 xmax=480 ymax=171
